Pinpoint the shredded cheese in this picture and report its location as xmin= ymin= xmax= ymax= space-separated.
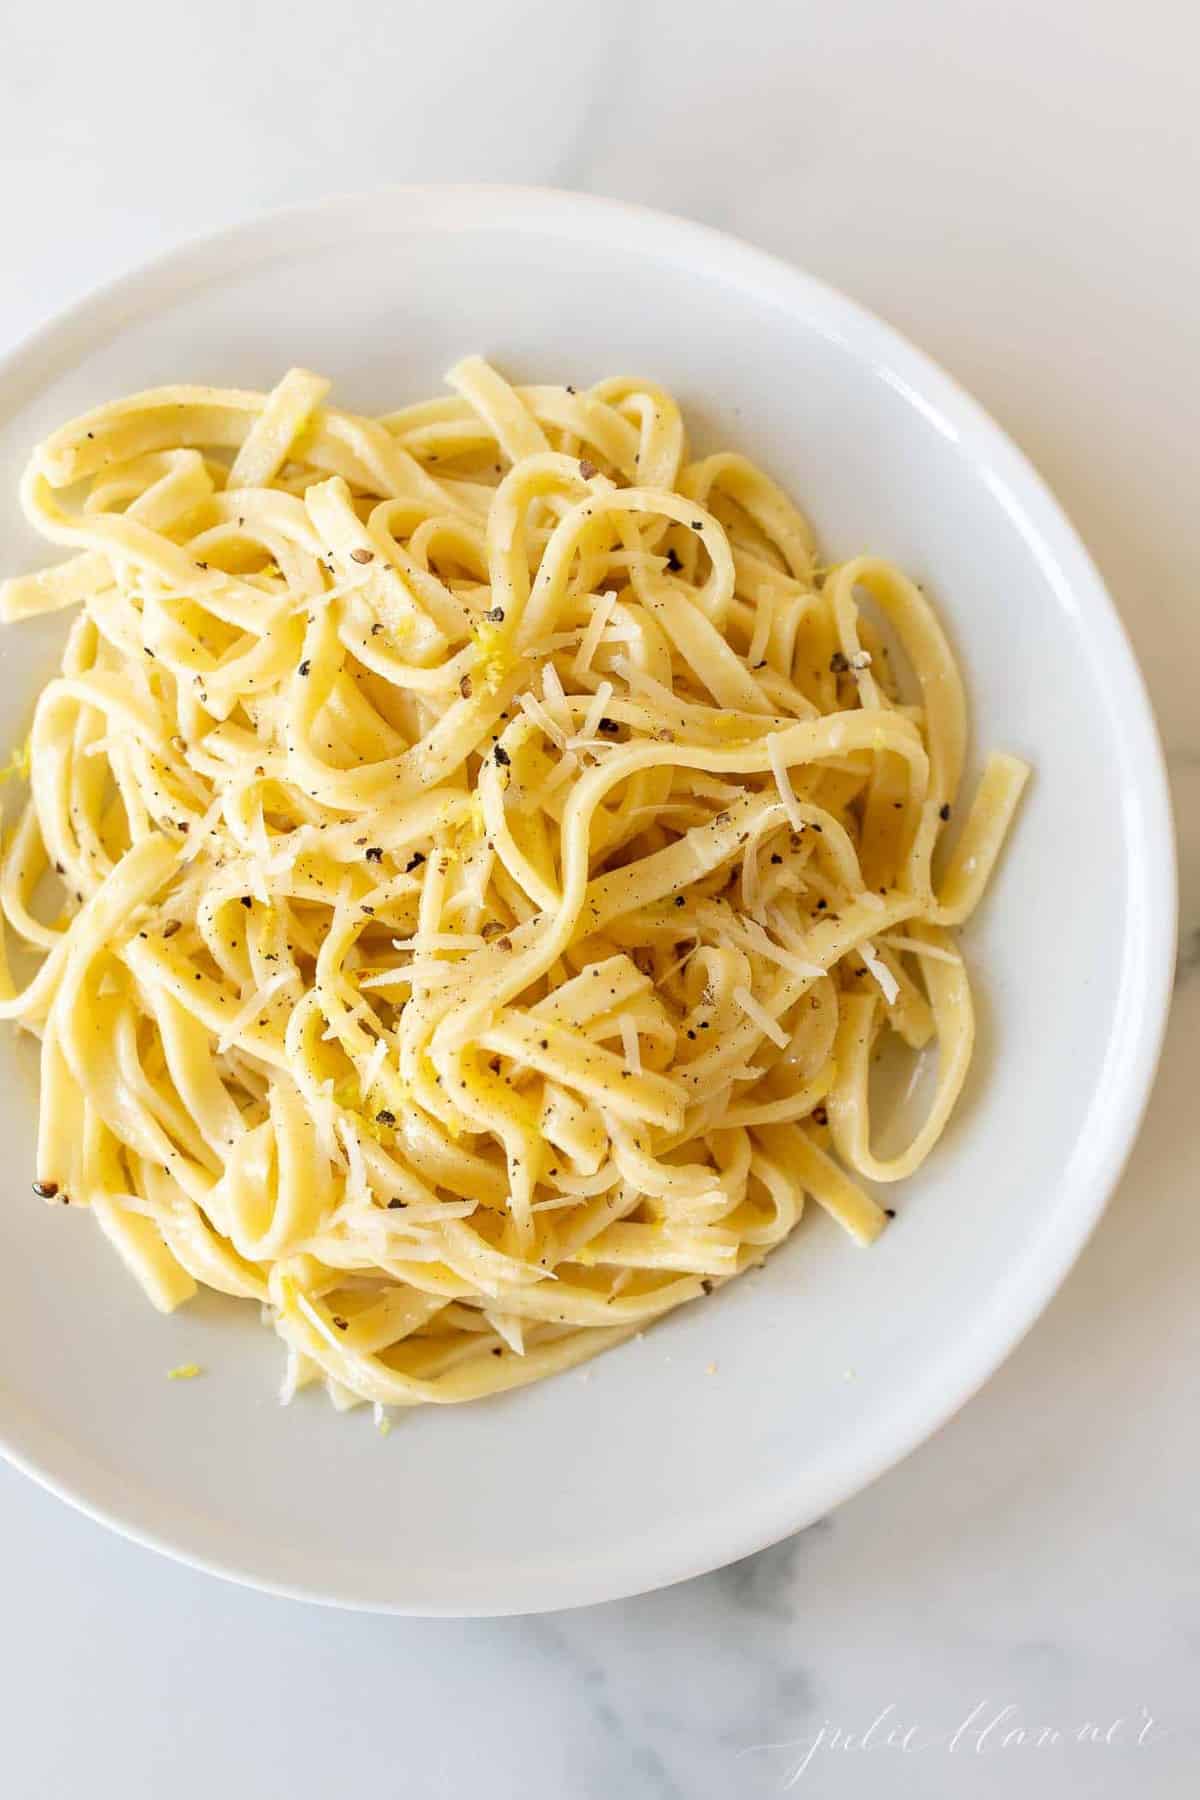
xmin=390 ymin=933 xmax=485 ymax=953
xmin=488 ymin=1312 xmax=526 ymax=1356
xmin=279 ymin=1347 xmax=302 ymax=1405
xmin=541 ymin=660 xmax=571 ymax=729
xmin=859 ymin=939 xmax=901 ymax=1005
xmin=732 ymin=984 xmax=790 ymax=1048
xmin=338 ymin=1118 xmax=371 ymax=1207
xmin=358 ymin=964 xmax=466 ymax=991
xmin=522 ymin=630 xmax=583 ymax=655
xmin=181 ymin=791 xmax=226 ymax=863
xmin=703 ymin=905 xmax=823 ymax=981
xmin=877 ymin=932 xmax=962 ymax=966
xmin=285 ymin=569 xmax=372 ymax=618
xmin=358 ymin=1035 xmax=389 ymax=1100
xmin=739 ymin=916 xmax=824 ymax=981
xmin=573 ymin=590 xmax=617 ymax=678
xmin=525 ymin=624 xmax=639 ymax=660
xmin=310 ymin=1079 xmax=341 ymax=1164
xmin=517 ymin=689 xmax=568 ymax=749
xmin=216 ymin=969 xmax=296 ymax=1053
xmin=767 ymin=732 xmax=806 ymax=831
xmin=580 ymin=679 xmax=614 ymax=743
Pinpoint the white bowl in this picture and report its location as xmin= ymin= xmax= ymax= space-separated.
xmin=0 ymin=186 xmax=1175 ymax=1615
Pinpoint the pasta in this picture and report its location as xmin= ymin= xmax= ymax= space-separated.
xmin=0 ymin=359 xmax=1029 ymax=1419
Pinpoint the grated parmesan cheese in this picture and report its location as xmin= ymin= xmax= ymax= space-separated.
xmin=877 ymin=933 xmax=962 ymax=967
xmin=658 ymin=941 xmax=699 ymax=984
xmin=517 ymin=689 xmax=568 ymax=749
xmin=580 ymin=679 xmax=614 ymax=743
xmin=279 ymin=1347 xmax=303 ymax=1405
xmin=541 ymin=661 xmax=572 ymax=735
xmin=732 ymin=984 xmax=790 ymax=1048
xmin=285 ymin=569 xmax=372 ymax=618
xmin=488 ymin=1312 xmax=526 ymax=1356
xmin=573 ymin=590 xmax=617 ymax=678
xmin=767 ymin=733 xmax=806 ymax=832
xmin=523 ymin=630 xmax=584 ymax=656
xmin=310 ymin=1079 xmax=341 ymax=1164
xmin=181 ymin=791 xmax=226 ymax=863
xmin=358 ymin=1035 xmax=389 ymax=1100
xmin=612 ymin=658 xmax=691 ymax=728
xmin=859 ymin=939 xmax=900 ymax=1005
xmin=738 ymin=915 xmax=824 ymax=981
xmin=216 ymin=969 xmax=296 ymax=1052
xmin=526 ymin=624 xmax=638 ymax=660
xmin=338 ymin=1118 xmax=371 ymax=1207
xmin=248 ymin=801 xmax=274 ymax=903
xmin=390 ymin=933 xmax=485 ymax=953
xmin=357 ymin=964 xmax=465 ymax=991
xmin=703 ymin=904 xmax=823 ymax=981
xmin=619 ymin=1013 xmax=642 ymax=1076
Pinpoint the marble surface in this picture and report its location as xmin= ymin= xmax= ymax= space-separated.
xmin=2 ymin=1 xmax=1197 ymax=1794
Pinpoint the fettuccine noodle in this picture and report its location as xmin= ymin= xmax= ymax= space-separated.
xmin=0 ymin=359 xmax=1028 ymax=1419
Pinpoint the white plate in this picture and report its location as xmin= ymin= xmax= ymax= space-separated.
xmin=0 ymin=186 xmax=1175 ymax=1615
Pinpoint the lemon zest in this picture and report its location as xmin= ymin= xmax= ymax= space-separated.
xmin=471 ymin=621 xmax=512 ymax=694
xmin=0 ymin=736 xmax=32 ymax=784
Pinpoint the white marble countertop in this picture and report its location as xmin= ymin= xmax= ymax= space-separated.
xmin=2 ymin=2 xmax=1197 ymax=1794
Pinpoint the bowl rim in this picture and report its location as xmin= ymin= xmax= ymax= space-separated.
xmin=0 ymin=182 xmax=1178 ymax=1615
